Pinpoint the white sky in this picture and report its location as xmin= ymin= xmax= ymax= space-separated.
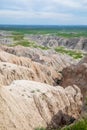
xmin=0 ymin=0 xmax=87 ymax=25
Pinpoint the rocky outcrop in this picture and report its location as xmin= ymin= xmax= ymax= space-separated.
xmin=0 ymin=45 xmax=83 ymax=130
xmin=0 ymin=80 xmax=82 ymax=130
xmin=0 ymin=45 xmax=77 ymax=86
xmin=61 ymin=56 xmax=87 ymax=96
xmin=0 ymin=45 xmax=76 ymax=72
xmin=0 ymin=60 xmax=62 ymax=86
xmin=25 ymin=34 xmax=87 ymax=51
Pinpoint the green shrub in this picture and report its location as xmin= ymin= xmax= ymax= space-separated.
xmin=62 ymin=118 xmax=87 ymax=130
xmin=13 ymin=35 xmax=24 ymax=41
xmin=35 ymin=127 xmax=46 ymax=130
xmin=37 ymin=45 xmax=50 ymax=50
xmin=31 ymin=90 xmax=35 ymax=93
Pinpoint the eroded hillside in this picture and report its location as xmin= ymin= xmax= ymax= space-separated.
xmin=0 ymin=80 xmax=82 ymax=130
xmin=0 ymin=44 xmax=83 ymax=130
xmin=0 ymin=45 xmax=76 ymax=86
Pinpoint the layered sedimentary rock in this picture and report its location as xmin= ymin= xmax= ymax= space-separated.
xmin=0 ymin=45 xmax=77 ymax=86
xmin=0 ymin=45 xmax=75 ymax=71
xmin=0 ymin=60 xmax=62 ymax=86
xmin=0 ymin=45 xmax=83 ymax=130
xmin=0 ymin=80 xmax=82 ymax=130
xmin=25 ymin=34 xmax=87 ymax=51
xmin=0 ymin=49 xmax=64 ymax=86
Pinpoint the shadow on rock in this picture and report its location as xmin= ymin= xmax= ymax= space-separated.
xmin=47 ymin=109 xmax=76 ymax=130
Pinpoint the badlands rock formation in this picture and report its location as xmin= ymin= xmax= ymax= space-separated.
xmin=0 ymin=45 xmax=77 ymax=86
xmin=0 ymin=45 xmax=75 ymax=71
xmin=0 ymin=80 xmax=82 ymax=130
xmin=0 ymin=45 xmax=83 ymax=130
xmin=25 ymin=35 xmax=87 ymax=51
xmin=61 ymin=56 xmax=87 ymax=96
xmin=0 ymin=50 xmax=61 ymax=86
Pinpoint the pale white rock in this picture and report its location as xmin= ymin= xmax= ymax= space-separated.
xmin=0 ymin=80 xmax=82 ymax=130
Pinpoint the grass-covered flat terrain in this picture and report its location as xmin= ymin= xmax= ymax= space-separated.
xmin=12 ymin=30 xmax=87 ymax=38
xmin=1 ymin=25 xmax=87 ymax=37
xmin=12 ymin=30 xmax=87 ymax=39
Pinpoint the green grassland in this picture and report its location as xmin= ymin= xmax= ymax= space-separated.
xmin=1 ymin=26 xmax=87 ymax=38
xmin=57 ymin=32 xmax=87 ymax=38
xmin=12 ymin=29 xmax=87 ymax=38
xmin=55 ymin=46 xmax=85 ymax=59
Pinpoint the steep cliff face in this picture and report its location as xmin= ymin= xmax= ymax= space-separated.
xmin=0 ymin=80 xmax=82 ymax=130
xmin=61 ymin=56 xmax=87 ymax=96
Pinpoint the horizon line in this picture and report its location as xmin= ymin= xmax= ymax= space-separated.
xmin=0 ymin=24 xmax=87 ymax=26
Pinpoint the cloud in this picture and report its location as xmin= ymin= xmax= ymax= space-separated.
xmin=0 ymin=0 xmax=87 ymax=25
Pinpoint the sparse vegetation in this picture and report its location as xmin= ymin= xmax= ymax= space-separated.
xmin=13 ymin=40 xmax=36 ymax=47
xmin=36 ymin=89 xmax=40 ymax=92
xmin=12 ymin=40 xmax=50 ymax=50
xmin=12 ymin=39 xmax=86 ymax=59
xmin=31 ymin=90 xmax=35 ymax=93
xmin=13 ymin=35 xmax=24 ymax=41
xmin=55 ymin=46 xmax=84 ymax=59
xmin=35 ymin=127 xmax=46 ymax=130
xmin=37 ymin=45 xmax=50 ymax=50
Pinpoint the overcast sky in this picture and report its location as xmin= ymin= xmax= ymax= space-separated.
xmin=0 ymin=0 xmax=87 ymax=25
